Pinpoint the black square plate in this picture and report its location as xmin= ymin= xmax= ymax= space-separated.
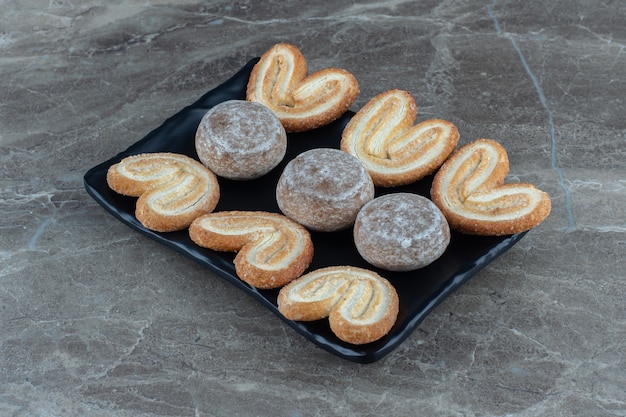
xmin=84 ymin=58 xmax=526 ymax=363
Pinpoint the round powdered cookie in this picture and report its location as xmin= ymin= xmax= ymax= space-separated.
xmin=195 ymin=100 xmax=287 ymax=180
xmin=354 ymin=193 xmax=450 ymax=271
xmin=276 ymin=148 xmax=375 ymax=232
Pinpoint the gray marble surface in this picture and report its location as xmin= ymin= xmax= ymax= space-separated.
xmin=1 ymin=1 xmax=625 ymax=416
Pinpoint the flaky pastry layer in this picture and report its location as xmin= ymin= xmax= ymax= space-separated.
xmin=246 ymin=43 xmax=359 ymax=132
xmin=341 ymin=89 xmax=459 ymax=187
xmin=189 ymin=211 xmax=314 ymax=289
xmin=277 ymin=266 xmax=399 ymax=345
xmin=106 ymin=153 xmax=220 ymax=232
xmin=430 ymin=139 xmax=551 ymax=235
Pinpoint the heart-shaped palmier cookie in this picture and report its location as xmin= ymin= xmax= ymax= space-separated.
xmin=189 ymin=211 xmax=313 ymax=289
xmin=341 ymin=89 xmax=459 ymax=187
xmin=277 ymin=266 xmax=399 ymax=345
xmin=106 ymin=153 xmax=220 ymax=232
xmin=430 ymin=139 xmax=551 ymax=236
xmin=246 ymin=43 xmax=359 ymax=132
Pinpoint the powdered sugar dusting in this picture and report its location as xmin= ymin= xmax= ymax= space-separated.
xmin=276 ymin=148 xmax=375 ymax=232
xmin=195 ymin=100 xmax=287 ymax=180
xmin=281 ymin=148 xmax=371 ymax=201
xmin=354 ymin=193 xmax=450 ymax=271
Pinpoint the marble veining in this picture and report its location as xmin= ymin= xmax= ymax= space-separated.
xmin=1 ymin=1 xmax=625 ymax=416
xmin=488 ymin=0 xmax=576 ymax=233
